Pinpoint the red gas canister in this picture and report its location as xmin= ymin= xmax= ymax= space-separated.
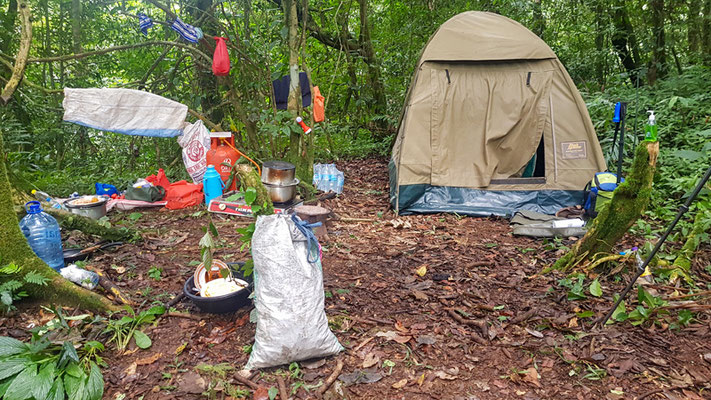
xmin=206 ymin=132 xmax=240 ymax=191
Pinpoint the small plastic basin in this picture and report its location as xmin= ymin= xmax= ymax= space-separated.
xmin=183 ymin=263 xmax=253 ymax=314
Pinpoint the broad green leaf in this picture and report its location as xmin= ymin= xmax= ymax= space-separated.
xmin=609 ymin=297 xmax=628 ymax=323
xmin=1 ymin=291 xmax=14 ymax=306
xmin=32 ymin=361 xmax=56 ymax=400
xmin=0 ymin=379 xmax=11 ymax=397
xmin=45 ymin=377 xmax=65 ymax=400
xmin=133 ymin=330 xmax=152 ymax=349
xmin=0 ymin=337 xmax=27 ymax=356
xmin=58 ymin=342 xmax=79 ymax=368
xmin=4 ymin=364 xmax=37 ymax=400
xmin=0 ymin=357 xmax=31 ymax=381
xmin=244 ymin=187 xmax=257 ymax=205
xmin=576 ymin=310 xmax=595 ymax=318
xmin=209 ymin=221 xmax=219 ymax=238
xmin=144 ymin=305 xmax=166 ymax=316
xmin=85 ymin=363 xmax=104 ymax=400
xmin=589 ymin=279 xmax=602 ymax=297
xmin=268 ymin=386 xmax=278 ymax=400
xmin=63 ymin=363 xmax=87 ymax=400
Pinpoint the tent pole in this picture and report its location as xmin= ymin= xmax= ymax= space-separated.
xmin=549 ymin=95 xmax=558 ymax=182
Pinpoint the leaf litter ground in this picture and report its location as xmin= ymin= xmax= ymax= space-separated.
xmin=2 ymin=158 xmax=711 ymax=399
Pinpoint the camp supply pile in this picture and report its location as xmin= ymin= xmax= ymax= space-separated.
xmin=246 ymin=214 xmax=342 ymax=369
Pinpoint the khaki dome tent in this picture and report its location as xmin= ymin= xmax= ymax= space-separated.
xmin=390 ymin=11 xmax=606 ymax=217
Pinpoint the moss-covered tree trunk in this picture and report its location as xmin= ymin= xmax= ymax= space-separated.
xmin=236 ymin=165 xmax=274 ymax=216
xmin=668 ymin=209 xmax=710 ymax=283
xmin=0 ymin=124 xmax=118 ymax=312
xmin=552 ymin=142 xmax=659 ymax=271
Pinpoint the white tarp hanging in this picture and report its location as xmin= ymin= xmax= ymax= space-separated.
xmin=62 ymin=88 xmax=188 ymax=137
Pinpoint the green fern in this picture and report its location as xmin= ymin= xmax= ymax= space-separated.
xmin=23 ymin=271 xmax=50 ymax=286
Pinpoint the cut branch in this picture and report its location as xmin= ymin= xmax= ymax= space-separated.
xmin=1 ymin=0 xmax=32 ymax=105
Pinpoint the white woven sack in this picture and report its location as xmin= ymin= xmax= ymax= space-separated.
xmin=246 ymin=214 xmax=342 ymax=369
xmin=177 ymin=120 xmax=210 ymax=183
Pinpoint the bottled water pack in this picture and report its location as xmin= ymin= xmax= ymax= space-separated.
xmin=312 ymin=164 xmax=344 ymax=194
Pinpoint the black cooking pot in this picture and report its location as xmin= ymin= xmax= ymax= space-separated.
xmin=183 ymin=263 xmax=253 ymax=314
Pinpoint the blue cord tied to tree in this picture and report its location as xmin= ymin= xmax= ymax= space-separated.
xmin=291 ymin=214 xmax=322 ymax=264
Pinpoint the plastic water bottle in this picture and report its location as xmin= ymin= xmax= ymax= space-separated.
xmin=31 ymin=189 xmax=64 ymax=210
xmin=313 ymin=164 xmax=322 ymax=188
xmin=60 ymin=264 xmax=99 ymax=290
xmin=329 ymin=168 xmax=338 ymax=193
xmin=336 ymin=171 xmax=344 ymax=194
xmin=203 ymin=165 xmax=224 ymax=205
xmin=19 ymin=201 xmax=65 ymax=271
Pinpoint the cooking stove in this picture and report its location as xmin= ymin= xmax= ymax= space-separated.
xmin=208 ymin=191 xmax=302 ymax=217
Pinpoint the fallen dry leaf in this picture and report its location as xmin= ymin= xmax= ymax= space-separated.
xmin=521 ymin=367 xmax=541 ymax=388
xmin=392 ymin=378 xmax=408 ymax=389
xmin=412 ymin=290 xmax=429 ymax=301
xmin=362 ymin=352 xmax=380 ymax=368
xmin=415 ymin=264 xmax=427 ymax=277
xmin=394 ymin=320 xmax=408 ymax=333
xmin=376 ymin=331 xmax=412 ymax=344
xmin=525 ymin=328 xmax=544 ymax=338
xmin=136 ymin=352 xmax=162 ymax=366
xmin=416 ymin=373 xmax=425 ymax=386
xmin=123 ymin=362 xmax=137 ymax=377
xmin=434 ymin=371 xmax=457 ymax=380
xmin=253 ymin=386 xmax=270 ymax=400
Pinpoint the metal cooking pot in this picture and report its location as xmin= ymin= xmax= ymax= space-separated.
xmin=263 ymin=178 xmax=300 ymax=204
xmin=64 ymin=196 xmax=109 ymax=220
xmin=261 ymin=161 xmax=296 ymax=186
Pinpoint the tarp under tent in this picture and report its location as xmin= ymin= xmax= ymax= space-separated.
xmin=389 ymin=11 xmax=606 ymax=217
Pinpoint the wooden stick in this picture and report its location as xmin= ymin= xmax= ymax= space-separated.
xmin=277 ymin=376 xmax=289 ymax=400
xmin=447 ymin=309 xmax=488 ymax=343
xmin=84 ymin=266 xmax=136 ymax=306
xmin=234 ymin=373 xmax=260 ymax=390
xmin=316 ymin=359 xmax=343 ymax=395
xmin=165 ymin=312 xmax=201 ymax=321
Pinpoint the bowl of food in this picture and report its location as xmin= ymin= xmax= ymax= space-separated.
xmin=64 ymin=196 xmax=109 ymax=220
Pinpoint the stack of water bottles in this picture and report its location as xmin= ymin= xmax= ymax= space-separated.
xmin=313 ymin=164 xmax=344 ymax=194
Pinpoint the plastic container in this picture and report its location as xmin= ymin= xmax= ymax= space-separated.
xmin=60 ymin=264 xmax=99 ymax=289
xmin=183 ymin=263 xmax=253 ymax=314
xmin=644 ymin=110 xmax=657 ymax=142
xmin=31 ymin=189 xmax=64 ymax=210
xmin=19 ymin=201 xmax=65 ymax=271
xmin=203 ymin=165 xmax=224 ymax=205
xmin=206 ymin=132 xmax=240 ymax=191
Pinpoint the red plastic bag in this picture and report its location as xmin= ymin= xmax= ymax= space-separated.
xmin=165 ymin=180 xmax=203 ymax=210
xmin=145 ymin=168 xmax=171 ymax=189
xmin=212 ymin=37 xmax=230 ymax=76
xmin=313 ymin=86 xmax=325 ymax=122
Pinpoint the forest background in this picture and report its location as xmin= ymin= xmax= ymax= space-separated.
xmin=1 ymin=0 xmax=710 ymax=233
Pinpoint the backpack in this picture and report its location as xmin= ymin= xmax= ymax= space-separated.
xmin=583 ymin=172 xmax=624 ymax=218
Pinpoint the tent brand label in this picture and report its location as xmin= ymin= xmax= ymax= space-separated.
xmin=561 ymin=141 xmax=587 ymax=159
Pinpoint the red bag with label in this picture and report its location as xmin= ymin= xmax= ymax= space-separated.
xmin=212 ymin=37 xmax=230 ymax=76
xmin=145 ymin=168 xmax=171 ymax=189
xmin=313 ymin=85 xmax=325 ymax=122
xmin=165 ymin=180 xmax=203 ymax=210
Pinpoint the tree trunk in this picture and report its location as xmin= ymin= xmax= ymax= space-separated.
xmin=357 ymin=0 xmax=387 ymax=117
xmin=594 ymin=0 xmax=606 ymax=85
xmin=236 ymin=165 xmax=274 ymax=216
xmin=551 ymin=142 xmax=659 ymax=272
xmin=612 ymin=0 xmax=643 ymax=85
xmin=0 ymin=128 xmax=118 ymax=312
xmin=703 ymin=0 xmax=711 ymax=61
xmin=648 ymin=0 xmax=667 ymax=84
xmin=668 ymin=209 xmax=710 ymax=283
xmin=0 ymin=0 xmax=18 ymax=56
xmin=1 ymin=0 xmax=31 ymax=105
xmin=531 ymin=0 xmax=545 ymax=38
xmin=689 ymin=0 xmax=701 ymax=56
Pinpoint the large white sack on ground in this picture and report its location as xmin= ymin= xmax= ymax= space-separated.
xmin=177 ymin=120 xmax=210 ymax=183
xmin=246 ymin=214 xmax=343 ymax=370
xmin=62 ymin=88 xmax=188 ymax=137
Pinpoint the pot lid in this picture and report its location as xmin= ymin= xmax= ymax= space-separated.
xmin=262 ymin=160 xmax=295 ymax=171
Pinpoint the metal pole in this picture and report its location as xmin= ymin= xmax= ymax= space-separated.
xmin=616 ymin=103 xmax=627 ymax=185
xmin=600 ymin=164 xmax=711 ymax=326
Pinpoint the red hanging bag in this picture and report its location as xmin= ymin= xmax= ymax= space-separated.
xmin=212 ymin=37 xmax=230 ymax=76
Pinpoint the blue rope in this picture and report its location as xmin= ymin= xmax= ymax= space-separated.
xmin=291 ymin=214 xmax=322 ymax=264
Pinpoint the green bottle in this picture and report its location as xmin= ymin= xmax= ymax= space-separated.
xmin=644 ymin=110 xmax=657 ymax=142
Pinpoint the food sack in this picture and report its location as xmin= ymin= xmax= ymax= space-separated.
xmin=177 ymin=120 xmax=210 ymax=183
xmin=246 ymin=214 xmax=342 ymax=369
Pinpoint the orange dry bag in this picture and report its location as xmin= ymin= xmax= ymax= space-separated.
xmin=313 ymin=85 xmax=325 ymax=122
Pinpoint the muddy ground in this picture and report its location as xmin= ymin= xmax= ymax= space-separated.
xmin=4 ymin=158 xmax=711 ymax=400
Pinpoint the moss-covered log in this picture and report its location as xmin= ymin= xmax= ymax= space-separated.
xmin=236 ymin=165 xmax=274 ymax=216
xmin=0 ymin=129 xmax=119 ymax=311
xmin=668 ymin=209 xmax=710 ymax=283
xmin=551 ymin=141 xmax=659 ymax=272
xmin=45 ymin=208 xmax=141 ymax=242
